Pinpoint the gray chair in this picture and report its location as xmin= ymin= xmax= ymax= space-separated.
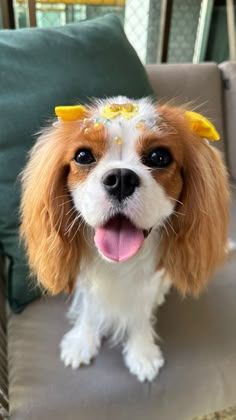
xmin=1 ymin=62 xmax=236 ymax=420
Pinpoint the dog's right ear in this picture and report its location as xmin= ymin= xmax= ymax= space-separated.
xmin=158 ymin=105 xmax=230 ymax=297
xmin=20 ymin=125 xmax=83 ymax=295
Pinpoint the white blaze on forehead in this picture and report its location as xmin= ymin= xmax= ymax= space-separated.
xmin=94 ymin=96 xmax=157 ymax=122
xmin=90 ymin=97 xmax=159 ymax=162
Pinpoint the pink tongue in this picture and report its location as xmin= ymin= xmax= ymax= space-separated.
xmin=94 ymin=215 xmax=144 ymax=262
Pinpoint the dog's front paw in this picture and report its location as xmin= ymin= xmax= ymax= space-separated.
xmin=123 ymin=342 xmax=164 ymax=382
xmin=60 ymin=327 xmax=100 ymax=369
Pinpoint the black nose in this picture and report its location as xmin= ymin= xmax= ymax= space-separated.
xmin=102 ymin=168 xmax=140 ymax=201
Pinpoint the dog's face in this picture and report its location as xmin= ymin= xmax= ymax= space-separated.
xmin=21 ymin=97 xmax=229 ymax=296
xmin=67 ymin=98 xmax=182 ymax=262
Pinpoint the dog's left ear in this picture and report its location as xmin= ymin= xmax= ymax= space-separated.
xmin=159 ymin=106 xmax=230 ymax=296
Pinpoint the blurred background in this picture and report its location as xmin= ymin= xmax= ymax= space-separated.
xmin=0 ymin=0 xmax=235 ymax=64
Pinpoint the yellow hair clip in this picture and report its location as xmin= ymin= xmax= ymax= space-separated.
xmin=55 ymin=105 xmax=88 ymax=122
xmin=102 ymin=103 xmax=139 ymax=120
xmin=185 ymin=111 xmax=220 ymax=141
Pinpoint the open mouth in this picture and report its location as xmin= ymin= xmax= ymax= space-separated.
xmin=94 ymin=214 xmax=149 ymax=262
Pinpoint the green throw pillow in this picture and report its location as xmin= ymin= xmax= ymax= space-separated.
xmin=0 ymin=14 xmax=153 ymax=313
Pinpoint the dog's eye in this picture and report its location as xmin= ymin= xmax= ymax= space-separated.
xmin=74 ymin=149 xmax=95 ymax=165
xmin=143 ymin=147 xmax=173 ymax=168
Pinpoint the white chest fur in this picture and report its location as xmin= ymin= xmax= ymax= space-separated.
xmin=68 ymin=231 xmax=170 ymax=336
xmin=61 ymin=231 xmax=171 ymax=382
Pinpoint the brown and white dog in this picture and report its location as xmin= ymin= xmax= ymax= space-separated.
xmin=20 ymin=97 xmax=229 ymax=382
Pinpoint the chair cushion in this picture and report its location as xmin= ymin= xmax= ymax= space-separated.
xmin=8 ymin=207 xmax=236 ymax=420
xmin=0 ymin=14 xmax=152 ymax=313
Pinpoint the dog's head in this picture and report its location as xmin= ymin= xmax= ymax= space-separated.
xmin=21 ymin=97 xmax=230 ymax=296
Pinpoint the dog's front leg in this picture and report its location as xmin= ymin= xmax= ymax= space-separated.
xmin=123 ymin=318 xmax=164 ymax=382
xmin=60 ymin=297 xmax=101 ymax=369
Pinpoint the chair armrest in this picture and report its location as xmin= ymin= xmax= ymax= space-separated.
xmin=219 ymin=61 xmax=236 ymax=182
xmin=145 ymin=63 xmax=225 ymax=154
xmin=0 ymin=256 xmax=8 ymax=419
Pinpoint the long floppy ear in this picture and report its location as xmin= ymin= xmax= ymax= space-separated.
xmin=160 ymin=111 xmax=230 ymax=296
xmin=20 ymin=126 xmax=83 ymax=295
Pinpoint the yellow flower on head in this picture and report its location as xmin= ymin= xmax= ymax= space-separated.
xmin=185 ymin=111 xmax=220 ymax=141
xmin=102 ymin=103 xmax=139 ymax=120
xmin=55 ymin=105 xmax=88 ymax=122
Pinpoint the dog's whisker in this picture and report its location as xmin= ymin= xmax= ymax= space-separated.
xmin=65 ymin=209 xmax=79 ymax=227
xmin=66 ymin=214 xmax=82 ymax=237
xmin=165 ymin=219 xmax=177 ymax=235
xmin=52 ymin=193 xmax=70 ymax=201
xmin=168 ymin=197 xmax=184 ymax=206
xmin=58 ymin=199 xmax=74 ymax=207
xmin=173 ymin=210 xmax=185 ymax=216
xmin=161 ymin=221 xmax=169 ymax=238
xmin=52 ymin=204 xmax=65 ymax=234
xmin=65 ymin=212 xmax=80 ymax=233
xmin=66 ymin=206 xmax=77 ymax=216
xmin=69 ymin=217 xmax=84 ymax=243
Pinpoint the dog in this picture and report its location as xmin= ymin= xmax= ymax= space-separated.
xmin=20 ymin=97 xmax=229 ymax=382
